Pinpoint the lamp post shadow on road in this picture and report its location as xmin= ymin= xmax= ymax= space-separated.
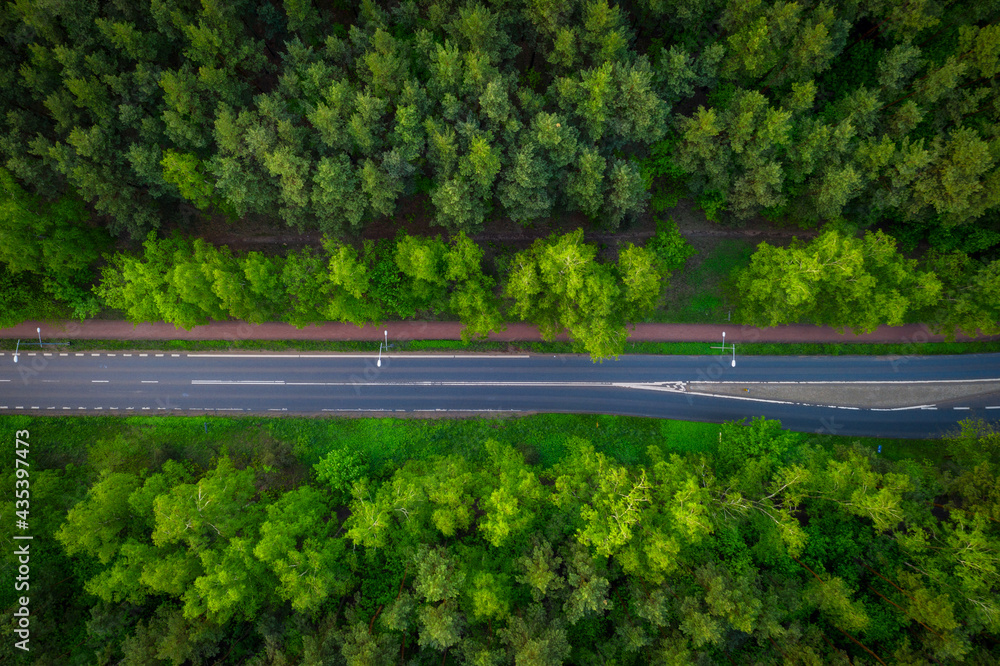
xmin=33 ymin=327 xmax=69 ymax=349
xmin=711 ymin=331 xmax=736 ymax=366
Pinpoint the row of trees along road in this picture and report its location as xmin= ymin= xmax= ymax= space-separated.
xmin=7 ymin=417 xmax=998 ymax=664
xmin=2 ymin=0 xmax=1000 ymax=340
xmin=95 ymin=226 xmax=684 ymax=360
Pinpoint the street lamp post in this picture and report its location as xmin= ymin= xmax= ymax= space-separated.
xmin=37 ymin=327 xmax=42 ymax=347
xmin=377 ymin=330 xmax=388 ymax=368
xmin=13 ymin=340 xmax=19 ymax=363
xmin=731 ymin=344 xmax=736 ymax=367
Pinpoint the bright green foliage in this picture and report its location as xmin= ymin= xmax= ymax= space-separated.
xmin=95 ymin=233 xmax=194 ymax=327
xmin=943 ymin=420 xmax=1000 ymax=523
xmin=343 ymin=471 xmax=427 ymax=551
xmin=693 ymin=562 xmax=763 ymax=635
xmin=417 ymin=601 xmax=465 ymax=651
xmin=34 ymin=411 xmax=1000 ymax=663
xmin=414 ymin=544 xmax=466 ymax=603
xmin=505 ymin=229 xmax=625 ymax=360
xmin=575 ymin=454 xmax=652 ymax=557
xmin=190 ymin=537 xmax=271 ymax=623
xmin=236 ymin=252 xmax=287 ymax=323
xmin=516 ymin=538 xmax=566 ymax=602
xmin=468 ymin=570 xmax=512 ymax=622
xmin=445 ymin=231 xmax=505 ymax=341
xmin=617 ymin=243 xmax=664 ymax=319
xmin=152 ymin=455 xmax=258 ymax=553
xmin=423 ymin=456 xmax=478 ymax=537
xmin=55 ymin=473 xmax=142 ymax=564
xmin=254 ymin=486 xmax=348 ymax=613
xmin=922 ymin=251 xmax=1000 ymax=339
xmin=734 ymin=228 xmax=942 ymax=332
xmin=580 ymin=0 xmax=632 ymax=66
xmin=394 ymin=233 xmax=450 ymax=310
xmin=645 ymin=217 xmax=697 ymax=272
xmin=717 ymin=417 xmax=796 ymax=475
xmin=314 ymin=448 xmax=367 ymax=498
xmin=807 ymin=575 xmax=870 ymax=633
xmin=166 ymin=238 xmax=229 ymax=325
xmin=479 ymin=440 xmax=544 ymax=547
xmin=562 ymin=541 xmax=613 ymax=624
xmin=0 ymin=167 xmax=107 ymax=277
xmin=506 ymin=229 xmax=671 ymax=359
xmin=324 ymin=238 xmax=381 ymax=325
xmin=282 ymin=247 xmax=331 ymax=327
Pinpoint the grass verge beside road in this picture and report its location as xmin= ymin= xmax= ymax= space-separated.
xmin=2 ymin=337 xmax=998 ymax=356
xmin=3 ymin=413 xmax=940 ymax=480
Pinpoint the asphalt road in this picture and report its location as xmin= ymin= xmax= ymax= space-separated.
xmin=2 ymin=351 xmax=999 ymax=438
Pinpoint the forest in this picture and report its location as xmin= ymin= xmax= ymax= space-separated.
xmin=3 ymin=3 xmax=1000 ymax=664
xmin=1 ymin=0 xmax=1000 ymax=355
xmin=2 ymin=413 xmax=999 ymax=664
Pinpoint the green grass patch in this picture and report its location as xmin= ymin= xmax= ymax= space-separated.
xmin=5 ymin=413 xmax=951 ymax=487
xmin=657 ymin=238 xmax=754 ymax=323
xmin=2 ymin=338 xmax=997 ymax=356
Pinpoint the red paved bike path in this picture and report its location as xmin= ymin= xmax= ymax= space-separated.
xmin=1 ymin=320 xmax=997 ymax=345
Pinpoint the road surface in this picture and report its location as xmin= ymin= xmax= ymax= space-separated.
xmin=2 ymin=351 xmax=998 ymax=438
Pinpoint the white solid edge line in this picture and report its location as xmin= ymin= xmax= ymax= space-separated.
xmin=185 ymin=353 xmax=531 ymax=358
xmin=872 ymin=405 xmax=936 ymax=411
xmin=693 ymin=378 xmax=1000 ymax=384
xmin=683 ymin=390 xmax=801 ymax=406
xmin=191 ymin=380 xmax=286 ymax=385
xmin=319 ymin=408 xmax=523 ymax=412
